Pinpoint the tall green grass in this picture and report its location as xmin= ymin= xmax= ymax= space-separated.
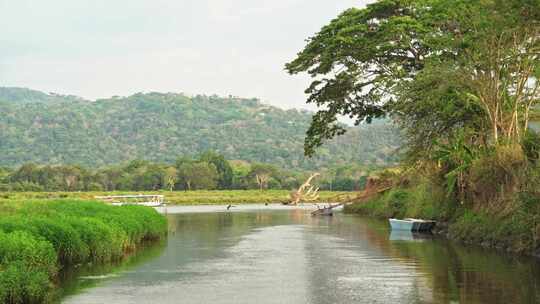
xmin=0 ymin=199 xmax=167 ymax=304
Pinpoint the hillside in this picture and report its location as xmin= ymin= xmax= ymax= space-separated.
xmin=0 ymin=87 xmax=401 ymax=169
xmin=0 ymin=87 xmax=86 ymax=104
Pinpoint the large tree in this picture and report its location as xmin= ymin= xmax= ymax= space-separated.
xmin=199 ymin=151 xmax=233 ymax=189
xmin=248 ymin=163 xmax=279 ymax=191
xmin=177 ymin=162 xmax=219 ymax=190
xmin=286 ymin=0 xmax=540 ymax=157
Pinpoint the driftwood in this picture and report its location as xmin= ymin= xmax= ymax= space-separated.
xmin=311 ymin=176 xmax=393 ymax=216
xmin=311 ymin=185 xmax=393 ymax=216
xmin=288 ymin=173 xmax=320 ymax=205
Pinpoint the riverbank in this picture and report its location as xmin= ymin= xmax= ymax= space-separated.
xmin=1 ymin=190 xmax=352 ymax=205
xmin=344 ymin=180 xmax=540 ymax=256
xmin=0 ymin=199 xmax=167 ymax=303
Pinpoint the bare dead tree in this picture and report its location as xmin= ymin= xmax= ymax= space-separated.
xmin=255 ymin=173 xmax=270 ymax=191
xmin=289 ymin=173 xmax=320 ymax=205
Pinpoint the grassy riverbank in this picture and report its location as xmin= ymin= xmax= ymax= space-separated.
xmin=344 ymin=178 xmax=540 ymax=255
xmin=0 ymin=199 xmax=167 ymax=303
xmin=0 ymin=190 xmax=352 ymax=205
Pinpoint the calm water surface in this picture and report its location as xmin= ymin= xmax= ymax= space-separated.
xmin=61 ymin=205 xmax=540 ymax=304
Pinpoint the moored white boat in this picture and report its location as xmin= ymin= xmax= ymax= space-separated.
xmin=96 ymin=195 xmax=165 ymax=207
xmin=389 ymin=218 xmax=435 ymax=232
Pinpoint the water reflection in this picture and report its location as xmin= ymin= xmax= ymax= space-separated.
xmin=389 ymin=231 xmax=433 ymax=242
xmin=61 ymin=208 xmax=540 ymax=304
xmin=57 ymin=239 xmax=166 ymax=301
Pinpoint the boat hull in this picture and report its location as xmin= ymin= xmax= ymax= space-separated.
xmin=389 ymin=218 xmax=435 ymax=232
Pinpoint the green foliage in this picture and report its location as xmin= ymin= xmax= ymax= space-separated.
xmin=286 ymin=0 xmax=435 ymax=155
xmin=394 ymin=63 xmax=485 ymax=157
xmin=199 ymin=151 xmax=233 ymax=189
xmin=522 ymin=130 xmax=540 ymax=163
xmin=0 ymin=200 xmax=167 ymax=303
xmin=448 ymin=208 xmax=536 ymax=254
xmin=248 ymin=163 xmax=280 ymax=190
xmin=287 ymin=0 xmax=539 ymax=156
xmin=4 ymin=154 xmax=376 ymax=192
xmin=345 ymin=178 xmax=453 ymax=220
xmin=318 ymin=164 xmax=370 ymax=191
xmin=346 ymin=171 xmax=540 ymax=253
xmin=0 ymin=87 xmax=84 ymax=104
xmin=177 ymin=161 xmax=218 ymax=190
xmin=431 ymin=131 xmax=478 ymax=199
xmin=0 ymin=89 xmax=401 ymax=170
xmin=0 ymin=231 xmax=56 ymax=304
xmin=345 ymin=189 xmax=406 ymax=218
xmin=0 ymin=216 xmax=90 ymax=264
xmin=467 ymin=145 xmax=527 ymax=207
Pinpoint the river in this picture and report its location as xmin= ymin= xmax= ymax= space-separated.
xmin=60 ymin=205 xmax=540 ymax=304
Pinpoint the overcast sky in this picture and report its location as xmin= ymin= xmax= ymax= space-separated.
xmin=0 ymin=0 xmax=369 ymax=110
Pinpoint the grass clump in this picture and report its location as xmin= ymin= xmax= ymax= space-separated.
xmin=0 ymin=231 xmax=56 ymax=304
xmin=0 ymin=199 xmax=167 ymax=303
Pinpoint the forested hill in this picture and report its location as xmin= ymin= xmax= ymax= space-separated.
xmin=0 ymin=87 xmax=401 ymax=169
xmin=0 ymin=87 xmax=86 ymax=104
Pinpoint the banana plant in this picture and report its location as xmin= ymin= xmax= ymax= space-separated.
xmin=431 ymin=131 xmax=478 ymax=201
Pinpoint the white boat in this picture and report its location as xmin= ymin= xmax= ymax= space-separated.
xmin=95 ymin=194 xmax=165 ymax=207
xmin=389 ymin=218 xmax=435 ymax=232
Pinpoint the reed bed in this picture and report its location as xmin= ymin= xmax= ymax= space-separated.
xmin=0 ymin=199 xmax=167 ymax=304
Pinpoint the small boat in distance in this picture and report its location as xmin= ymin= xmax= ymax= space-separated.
xmin=312 ymin=207 xmax=333 ymax=216
xmin=389 ymin=218 xmax=436 ymax=232
xmin=94 ymin=194 xmax=165 ymax=207
xmin=311 ymin=204 xmax=336 ymax=216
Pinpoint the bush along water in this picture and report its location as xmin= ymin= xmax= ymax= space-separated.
xmin=0 ymin=199 xmax=167 ymax=303
xmin=345 ymin=141 xmax=540 ymax=256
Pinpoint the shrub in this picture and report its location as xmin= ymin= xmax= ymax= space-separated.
xmin=522 ymin=130 xmax=540 ymax=163
xmin=468 ymin=145 xmax=526 ymax=209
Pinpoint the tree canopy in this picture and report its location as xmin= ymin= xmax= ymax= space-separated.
xmin=286 ymin=0 xmax=540 ymax=157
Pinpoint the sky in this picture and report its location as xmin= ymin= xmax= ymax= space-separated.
xmin=0 ymin=0 xmax=370 ymax=110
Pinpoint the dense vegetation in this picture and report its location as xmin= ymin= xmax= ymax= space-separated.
xmin=0 ymin=151 xmax=370 ymax=192
xmin=289 ymin=0 xmax=540 ymax=254
xmin=0 ymin=87 xmax=401 ymax=170
xmin=0 ymin=200 xmax=167 ymax=303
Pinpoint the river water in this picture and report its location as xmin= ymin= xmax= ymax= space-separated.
xmin=61 ymin=205 xmax=540 ymax=304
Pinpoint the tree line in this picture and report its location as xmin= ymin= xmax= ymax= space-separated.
xmin=0 ymin=151 xmax=370 ymax=192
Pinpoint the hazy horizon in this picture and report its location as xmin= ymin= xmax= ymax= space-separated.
xmin=0 ymin=0 xmax=369 ymax=110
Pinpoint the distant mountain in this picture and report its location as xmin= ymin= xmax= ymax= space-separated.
xmin=0 ymin=87 xmax=402 ymax=169
xmin=0 ymin=87 xmax=87 ymax=104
